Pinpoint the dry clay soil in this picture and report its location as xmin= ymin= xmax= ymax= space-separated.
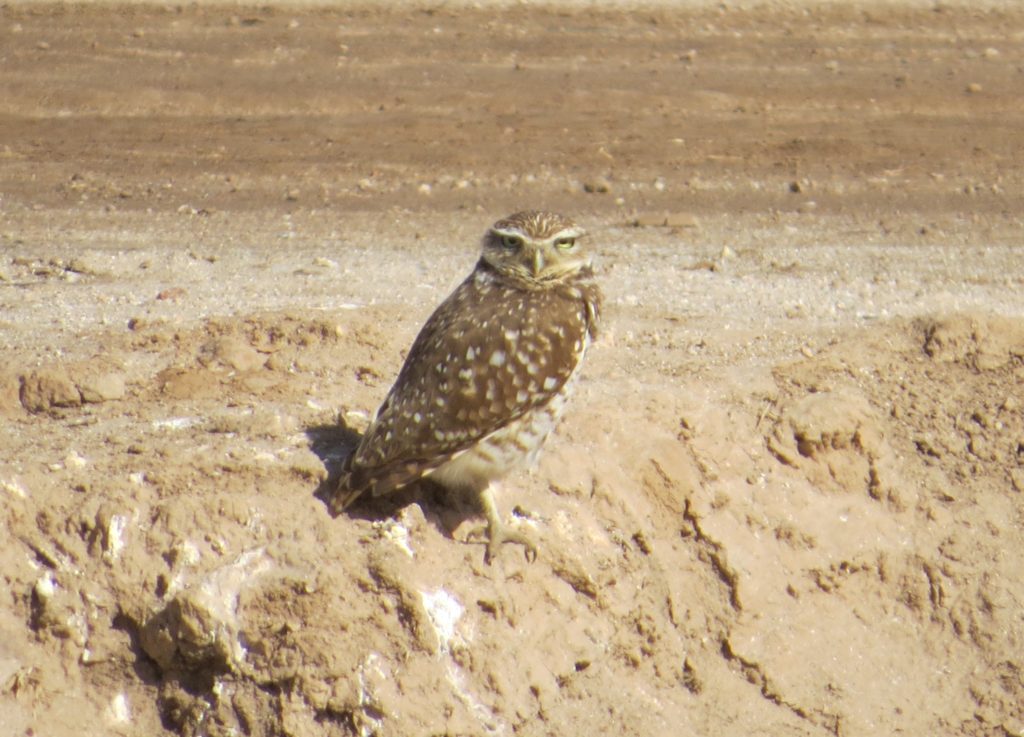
xmin=1 ymin=2 xmax=1024 ymax=736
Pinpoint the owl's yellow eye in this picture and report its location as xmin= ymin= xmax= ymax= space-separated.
xmin=554 ymin=237 xmax=576 ymax=250
xmin=501 ymin=235 xmax=523 ymax=249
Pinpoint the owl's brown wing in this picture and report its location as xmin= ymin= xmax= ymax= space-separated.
xmin=331 ymin=263 xmax=599 ymax=512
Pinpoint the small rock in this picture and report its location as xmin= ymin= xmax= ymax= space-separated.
xmin=966 ymin=82 xmax=982 ymax=94
xmin=583 ymin=177 xmax=612 ymax=194
xmin=66 ymin=257 xmax=103 ymax=275
xmin=210 ymin=337 xmax=266 ymax=372
xmin=34 ymin=572 xmax=57 ymax=600
xmin=65 ymin=450 xmax=88 ymax=468
xmin=982 ymin=47 xmax=999 ymax=59
xmin=157 ymin=368 xmax=222 ymax=399
xmin=20 ymin=370 xmax=82 ymax=413
xmin=156 ymin=287 xmax=186 ymax=301
xmin=665 ymin=213 xmax=700 ymax=229
xmin=140 ymin=548 xmax=273 ymax=672
xmin=78 ymin=373 xmax=127 ymax=403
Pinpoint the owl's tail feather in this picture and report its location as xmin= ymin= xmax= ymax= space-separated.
xmin=328 ymin=459 xmax=434 ymax=516
xmin=328 ymin=471 xmax=365 ymax=515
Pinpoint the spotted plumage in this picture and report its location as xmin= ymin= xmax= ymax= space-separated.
xmin=329 ymin=210 xmax=602 ymax=561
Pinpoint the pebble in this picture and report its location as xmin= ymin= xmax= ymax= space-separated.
xmin=34 ymin=572 xmax=57 ymax=599
xmin=65 ymin=450 xmax=88 ymax=468
xmin=966 ymin=82 xmax=982 ymax=94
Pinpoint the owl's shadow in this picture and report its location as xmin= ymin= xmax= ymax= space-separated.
xmin=305 ymin=420 xmax=476 ymax=533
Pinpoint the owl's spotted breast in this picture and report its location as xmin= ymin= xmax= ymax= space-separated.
xmin=341 ymin=259 xmax=600 ymax=500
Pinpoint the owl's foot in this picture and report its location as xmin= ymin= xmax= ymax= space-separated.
xmin=484 ymin=522 xmax=538 ymax=565
xmin=479 ymin=484 xmax=538 ymax=564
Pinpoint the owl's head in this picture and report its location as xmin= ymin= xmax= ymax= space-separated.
xmin=481 ymin=210 xmax=590 ymax=288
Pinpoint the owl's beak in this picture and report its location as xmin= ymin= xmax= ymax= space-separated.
xmin=531 ymin=248 xmax=545 ymax=276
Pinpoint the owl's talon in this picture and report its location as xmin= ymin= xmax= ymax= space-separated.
xmin=484 ymin=525 xmax=538 ymax=565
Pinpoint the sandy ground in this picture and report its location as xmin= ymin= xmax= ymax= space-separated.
xmin=1 ymin=2 xmax=1024 ymax=736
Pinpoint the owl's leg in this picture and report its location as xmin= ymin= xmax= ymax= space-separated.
xmin=479 ymin=483 xmax=537 ymax=564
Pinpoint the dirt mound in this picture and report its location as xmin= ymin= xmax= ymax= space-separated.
xmin=2 ymin=3 xmax=1023 ymax=736
xmin=3 ymin=309 xmax=1022 ymax=736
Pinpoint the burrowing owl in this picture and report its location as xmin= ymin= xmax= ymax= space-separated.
xmin=329 ymin=211 xmax=601 ymax=562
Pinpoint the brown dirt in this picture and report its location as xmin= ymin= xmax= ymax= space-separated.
xmin=1 ymin=2 xmax=1023 ymax=736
